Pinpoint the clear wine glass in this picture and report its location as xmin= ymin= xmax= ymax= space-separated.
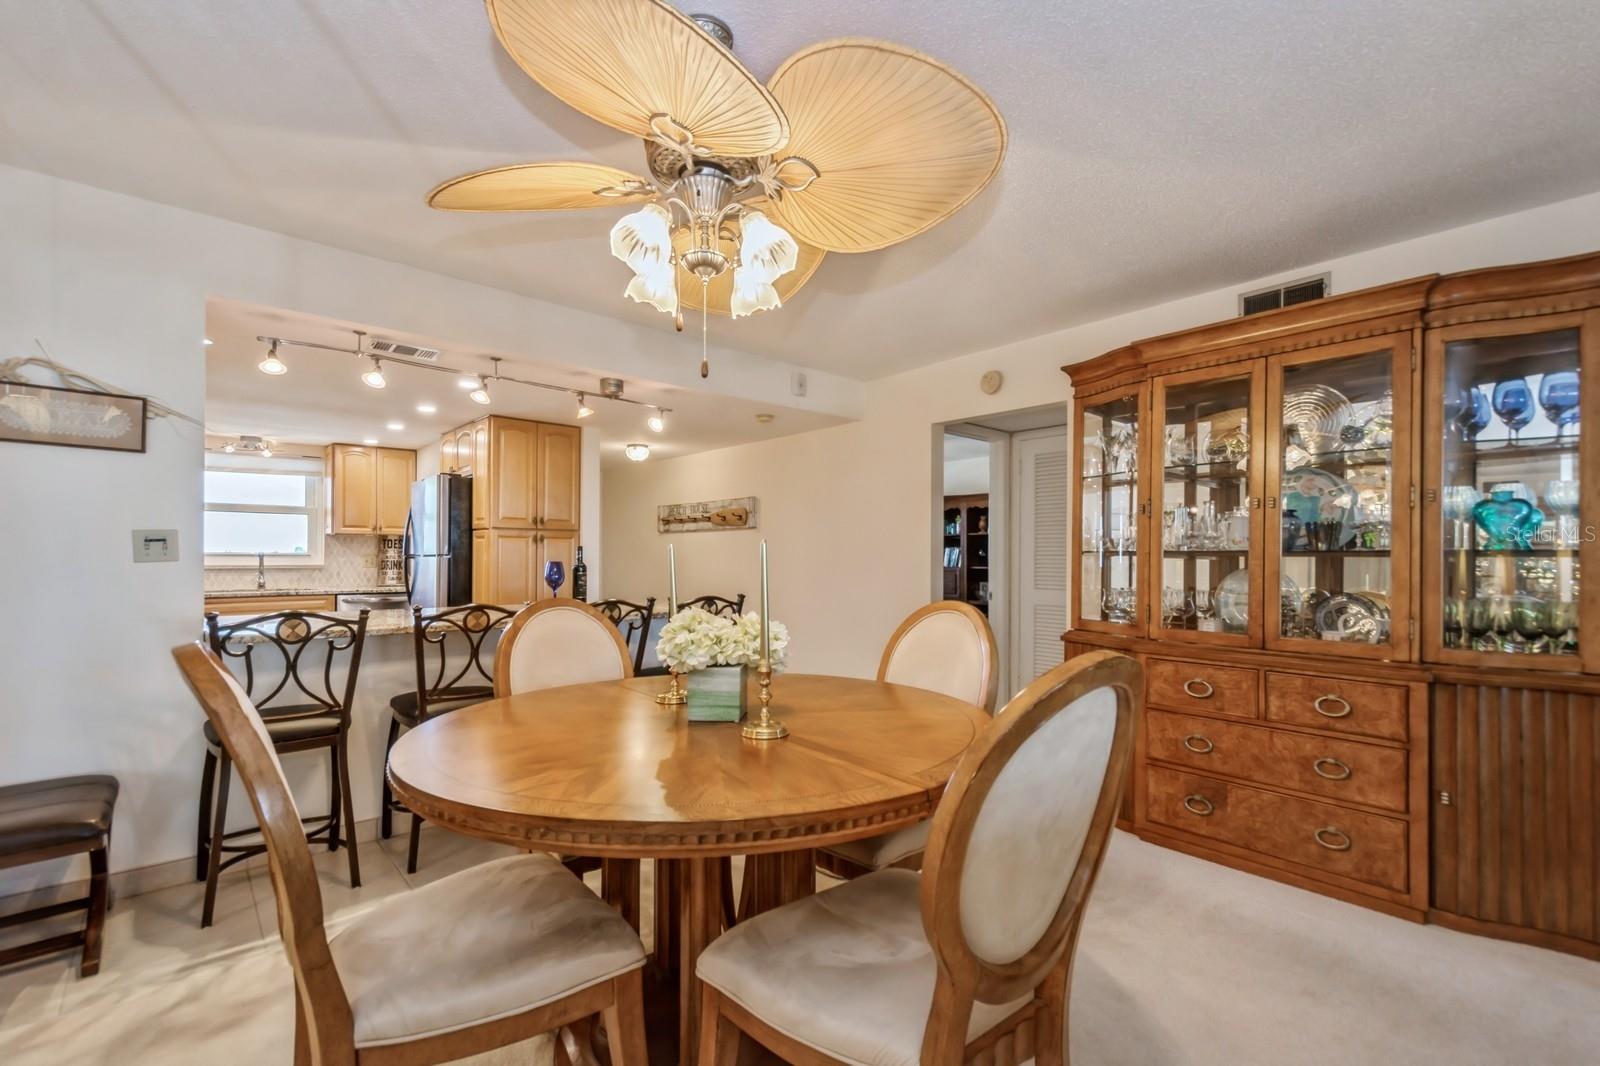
xmin=1442 ymin=598 xmax=1465 ymax=649
xmin=1511 ymin=596 xmax=1549 ymax=654
xmin=543 ymin=560 xmax=566 ymax=598
xmin=1537 ymin=371 xmax=1580 ymax=440
xmin=1491 ymin=378 xmax=1534 ymax=443
xmin=1544 ymin=601 xmax=1578 ymax=656
xmin=1464 ymin=596 xmax=1497 ymax=652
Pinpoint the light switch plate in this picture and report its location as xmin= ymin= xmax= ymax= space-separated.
xmin=132 ymin=529 xmax=179 ymax=563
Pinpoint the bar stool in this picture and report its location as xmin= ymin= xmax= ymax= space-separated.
xmin=196 ymin=609 xmax=368 ymax=927
xmin=0 ymin=775 xmax=117 ymax=976
xmin=382 ymin=603 xmax=517 ymax=874
xmin=681 ymin=593 xmax=745 ymax=618
xmin=590 ymin=596 xmax=656 ymax=674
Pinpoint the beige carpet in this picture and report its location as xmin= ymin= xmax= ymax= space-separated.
xmin=1 ymin=829 xmax=1597 ymax=1064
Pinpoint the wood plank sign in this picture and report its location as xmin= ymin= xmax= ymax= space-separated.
xmin=658 ymin=496 xmax=757 ymax=533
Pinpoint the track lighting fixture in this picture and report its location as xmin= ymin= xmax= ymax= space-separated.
xmin=576 ymin=393 xmax=594 ymax=419
xmin=647 ymin=407 xmax=666 ymax=433
xmin=257 ymin=340 xmax=288 ymax=376
xmin=361 ymin=356 xmax=388 ymax=389
xmin=469 ymin=381 xmax=491 ymax=405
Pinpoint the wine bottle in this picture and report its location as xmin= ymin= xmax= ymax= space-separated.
xmin=572 ymin=546 xmax=589 ymax=601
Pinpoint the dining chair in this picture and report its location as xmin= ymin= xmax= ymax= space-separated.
xmin=815 ymin=601 xmax=999 ymax=883
xmin=197 ymin=609 xmax=368 ymax=928
xmin=174 ymin=641 xmax=649 ymax=1066
xmin=494 ymin=599 xmax=638 ymax=923
xmin=697 ymin=649 xmax=1139 ymax=1066
xmin=681 ymin=593 xmax=746 ymax=619
xmin=383 ymin=603 xmax=518 ymax=874
xmin=590 ymin=596 xmax=657 ymax=674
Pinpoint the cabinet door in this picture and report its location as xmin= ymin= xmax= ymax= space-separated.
xmin=328 ymin=445 xmax=377 ymax=533
xmin=376 ymin=449 xmax=415 ymax=534
xmin=471 ymin=419 xmax=490 ymax=529
xmin=537 ymin=423 xmax=582 ymax=530
xmin=471 ymin=528 xmax=490 ymax=603
xmin=440 ymin=432 xmax=457 ymax=474
xmin=1073 ymin=383 xmax=1146 ymax=635
xmin=489 ymin=529 xmax=537 ymax=605
xmin=454 ymin=427 xmax=475 ymax=475
xmin=1266 ymin=334 xmax=1413 ymax=659
xmin=1422 ymin=311 xmax=1597 ymax=672
xmin=536 ymin=531 xmax=577 ymax=600
xmin=489 ymin=418 xmax=539 ymax=527
xmin=1150 ymin=361 xmax=1265 ymax=647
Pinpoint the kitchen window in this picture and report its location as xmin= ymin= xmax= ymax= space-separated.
xmin=203 ymin=456 xmax=325 ymax=567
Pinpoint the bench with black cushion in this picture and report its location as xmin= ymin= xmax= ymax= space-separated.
xmin=0 ymin=775 xmax=117 ymax=977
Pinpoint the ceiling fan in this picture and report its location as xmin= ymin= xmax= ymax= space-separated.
xmin=428 ymin=0 xmax=1007 ymax=377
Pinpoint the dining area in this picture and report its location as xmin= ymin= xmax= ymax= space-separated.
xmin=154 ymin=536 xmax=1139 ymax=1066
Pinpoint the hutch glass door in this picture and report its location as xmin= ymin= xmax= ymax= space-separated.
xmin=1268 ymin=337 xmax=1411 ymax=657
xmin=1153 ymin=364 xmax=1262 ymax=645
xmin=1076 ymin=387 xmax=1143 ymax=633
xmin=1431 ymin=323 xmax=1583 ymax=667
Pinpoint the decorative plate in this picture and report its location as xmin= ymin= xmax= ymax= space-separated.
xmin=1314 ymin=592 xmax=1389 ymax=643
xmin=1282 ymin=467 xmax=1358 ymax=547
xmin=1282 ymin=384 xmax=1353 ymax=455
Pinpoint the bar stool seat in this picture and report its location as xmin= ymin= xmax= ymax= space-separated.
xmin=0 ymin=775 xmax=117 ymax=858
xmin=202 ymin=706 xmax=343 ymax=747
xmin=387 ymin=686 xmax=493 ymax=729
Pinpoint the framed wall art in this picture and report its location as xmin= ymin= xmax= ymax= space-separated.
xmin=0 ymin=381 xmax=148 ymax=453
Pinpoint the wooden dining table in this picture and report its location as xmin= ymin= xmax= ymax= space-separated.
xmin=386 ymin=672 xmax=991 ymax=1066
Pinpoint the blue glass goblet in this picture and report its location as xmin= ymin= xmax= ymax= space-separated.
xmin=1457 ymin=386 xmax=1491 ymax=441
xmin=1491 ymin=378 xmax=1533 ymax=443
xmin=544 ymin=560 xmax=566 ymax=598
xmin=1538 ymin=370 xmax=1580 ymax=440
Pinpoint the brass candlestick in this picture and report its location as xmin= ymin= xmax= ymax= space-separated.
xmin=655 ymin=669 xmax=686 ymax=706
xmin=741 ymin=658 xmax=787 ymax=740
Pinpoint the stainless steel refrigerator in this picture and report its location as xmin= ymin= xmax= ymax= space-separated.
xmin=404 ymin=474 xmax=473 ymax=608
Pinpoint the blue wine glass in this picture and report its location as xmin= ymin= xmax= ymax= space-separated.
xmin=1538 ymin=370 xmax=1580 ymax=440
xmin=1491 ymin=378 xmax=1533 ymax=443
xmin=1457 ymin=386 xmax=1491 ymax=441
xmin=543 ymin=560 xmax=566 ymax=598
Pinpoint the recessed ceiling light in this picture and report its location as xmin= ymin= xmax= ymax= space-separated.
xmin=624 ymin=443 xmax=650 ymax=462
xmin=386 ymin=421 xmax=404 ymax=431
xmin=202 ymin=337 xmax=214 ymax=346
xmin=362 ymin=438 xmax=379 ymax=445
xmin=416 ymin=402 xmax=437 ymax=415
xmin=755 ymin=412 xmax=776 ymax=423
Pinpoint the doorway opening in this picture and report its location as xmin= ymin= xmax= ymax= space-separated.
xmin=938 ymin=404 xmax=1070 ymax=704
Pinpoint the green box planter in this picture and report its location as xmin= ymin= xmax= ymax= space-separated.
xmin=684 ymin=665 xmax=748 ymax=722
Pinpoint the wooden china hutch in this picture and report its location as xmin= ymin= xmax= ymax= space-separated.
xmin=1064 ymin=250 xmax=1600 ymax=961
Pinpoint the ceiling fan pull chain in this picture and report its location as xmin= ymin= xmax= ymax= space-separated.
xmin=700 ymin=279 xmax=710 ymax=379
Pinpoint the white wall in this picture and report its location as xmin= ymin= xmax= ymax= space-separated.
xmin=0 ymin=163 xmax=858 ymax=892
xmin=943 ymin=456 xmax=991 ymax=496
xmin=604 ymin=189 xmax=1600 ymax=685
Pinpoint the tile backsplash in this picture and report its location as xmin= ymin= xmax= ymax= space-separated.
xmin=204 ymin=534 xmax=393 ymax=592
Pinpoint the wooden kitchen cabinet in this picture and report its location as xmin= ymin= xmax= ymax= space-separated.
xmin=536 ymin=423 xmax=581 ymax=530
xmin=439 ymin=431 xmax=457 ymax=474
xmin=326 ymin=444 xmax=415 ymax=535
xmin=471 ymin=419 xmax=489 ymax=529
xmin=488 ymin=417 xmax=540 ymax=528
xmin=482 ymin=529 xmax=537 ymax=605
xmin=471 ymin=528 xmax=490 ymax=603
xmin=537 ymin=530 xmax=576 ymax=599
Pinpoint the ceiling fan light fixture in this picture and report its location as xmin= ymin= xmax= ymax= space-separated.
xmin=624 ymin=442 xmax=650 ymax=462
xmin=729 ymin=268 xmax=781 ymax=318
xmin=737 ymin=211 xmax=798 ymax=284
xmin=258 ymin=340 xmax=288 ymax=376
xmin=610 ymin=203 xmax=674 ymax=277
xmin=624 ymin=266 xmax=680 ymax=316
xmin=361 ymin=356 xmax=388 ymax=389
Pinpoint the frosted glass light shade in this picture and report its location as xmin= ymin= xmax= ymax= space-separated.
xmin=624 ymin=266 xmax=679 ymax=315
xmin=730 ymin=268 xmax=781 ymax=318
xmin=610 ymin=204 xmax=674 ymax=276
xmin=738 ymin=210 xmax=798 ymax=284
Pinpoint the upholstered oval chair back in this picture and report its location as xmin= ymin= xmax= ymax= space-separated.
xmin=878 ymin=601 xmax=999 ymax=712
xmin=495 ymin=600 xmax=633 ymax=697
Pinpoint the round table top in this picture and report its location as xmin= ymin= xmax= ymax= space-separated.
xmin=387 ymin=673 xmax=991 ymax=857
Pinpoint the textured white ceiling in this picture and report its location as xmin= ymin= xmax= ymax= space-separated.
xmin=6 ymin=1 xmax=1600 ymax=380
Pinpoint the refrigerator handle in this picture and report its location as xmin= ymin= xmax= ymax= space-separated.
xmin=402 ymin=511 xmax=416 ymax=598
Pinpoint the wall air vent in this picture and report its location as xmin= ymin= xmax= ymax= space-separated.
xmin=368 ymin=339 xmax=441 ymax=361
xmin=1238 ymin=273 xmax=1330 ymax=317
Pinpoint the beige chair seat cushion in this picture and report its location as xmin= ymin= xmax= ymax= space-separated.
xmin=819 ymin=818 xmax=930 ymax=871
xmin=328 ymin=853 xmax=645 ymax=1048
xmin=697 ymin=869 xmax=1030 ymax=1066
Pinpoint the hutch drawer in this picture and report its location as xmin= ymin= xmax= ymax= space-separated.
xmin=1265 ymin=672 xmax=1408 ymax=742
xmin=1146 ymin=766 xmax=1409 ymax=893
xmin=1146 ymin=709 xmax=1408 ymax=812
xmin=1147 ymin=659 xmax=1258 ymax=719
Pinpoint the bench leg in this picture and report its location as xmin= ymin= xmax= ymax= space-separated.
xmin=81 ymin=846 xmax=108 ymax=977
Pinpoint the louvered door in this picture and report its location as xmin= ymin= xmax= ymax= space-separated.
xmin=1016 ymin=427 xmax=1071 ymax=684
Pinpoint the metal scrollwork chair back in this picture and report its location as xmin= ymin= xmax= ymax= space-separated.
xmin=681 ymin=593 xmax=746 ymax=619
xmin=204 ymin=609 xmax=370 ymax=723
xmin=590 ymin=597 xmax=657 ymax=674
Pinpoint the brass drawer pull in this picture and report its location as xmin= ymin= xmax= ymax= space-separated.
xmin=1182 ymin=734 xmax=1214 ymax=754
xmin=1314 ymin=826 xmax=1352 ymax=851
xmin=1313 ymin=693 xmax=1353 ymax=719
xmin=1313 ymin=757 xmax=1352 ymax=781
xmin=1182 ymin=678 xmax=1214 ymax=699
xmin=1182 ymin=794 xmax=1215 ymax=817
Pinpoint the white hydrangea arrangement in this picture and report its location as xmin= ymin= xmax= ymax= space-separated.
xmin=656 ymin=607 xmax=789 ymax=673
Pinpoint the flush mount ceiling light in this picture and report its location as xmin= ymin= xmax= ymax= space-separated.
xmin=258 ymin=340 xmax=288 ymax=376
xmin=623 ymin=442 xmax=650 ymax=462
xmin=426 ymin=0 xmax=1006 ymax=378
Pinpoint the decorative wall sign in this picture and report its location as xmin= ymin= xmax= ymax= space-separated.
xmin=0 ymin=381 xmax=147 ymax=453
xmin=658 ymin=496 xmax=758 ymax=533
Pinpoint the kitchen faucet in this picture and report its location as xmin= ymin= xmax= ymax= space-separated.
xmin=256 ymin=552 xmax=267 ymax=591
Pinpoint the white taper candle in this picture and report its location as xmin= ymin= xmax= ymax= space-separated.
xmin=760 ymin=540 xmax=770 ymax=662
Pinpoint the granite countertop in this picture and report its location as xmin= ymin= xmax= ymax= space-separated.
xmin=203 ymin=586 xmax=406 ymax=600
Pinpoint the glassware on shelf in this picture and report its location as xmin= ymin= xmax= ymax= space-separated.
xmin=1442 ymin=598 xmax=1465 ymax=648
xmin=1106 ymin=424 xmax=1138 ymax=474
xmin=1471 ymin=489 xmax=1544 ymax=550
xmin=1464 ymin=596 xmax=1498 ymax=651
xmin=1083 ymin=434 xmax=1105 ymax=476
xmin=1490 ymin=378 xmax=1534 ymax=443
xmin=1221 ymin=508 xmax=1250 ymax=549
xmin=1543 ymin=480 xmax=1580 ymax=546
xmin=1442 ymin=486 xmax=1483 ymax=549
xmin=1102 ymin=586 xmax=1136 ymax=623
xmin=1280 ymin=508 xmax=1303 ymax=552
xmin=1193 ymin=589 xmax=1219 ymax=632
xmin=1545 ymin=600 xmax=1579 ymax=655
xmin=1537 ymin=370 xmax=1580 ymax=439
xmin=1164 ymin=426 xmax=1196 ymax=466
xmin=1508 ymin=595 xmax=1549 ymax=653
xmin=1454 ymin=386 xmax=1492 ymax=441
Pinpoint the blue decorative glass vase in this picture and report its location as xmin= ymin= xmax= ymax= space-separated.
xmin=1471 ymin=489 xmax=1543 ymax=550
